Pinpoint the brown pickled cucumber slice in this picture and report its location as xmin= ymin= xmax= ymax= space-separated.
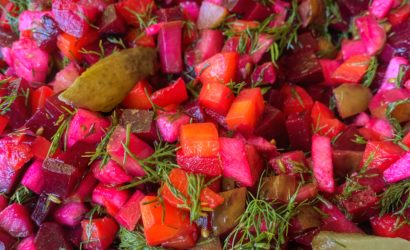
xmin=312 ymin=231 xmax=410 ymax=250
xmin=333 ymin=84 xmax=372 ymax=119
xmin=59 ymin=47 xmax=156 ymax=112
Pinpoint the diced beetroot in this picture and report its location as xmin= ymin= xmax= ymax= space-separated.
xmin=92 ymin=160 xmax=132 ymax=185
xmin=18 ymin=11 xmax=49 ymax=34
xmin=370 ymin=0 xmax=394 ymax=19
xmin=250 ymin=33 xmax=273 ymax=64
xmin=319 ymin=59 xmax=342 ymax=86
xmin=1 ymin=38 xmax=49 ymax=83
xmin=81 ymin=217 xmax=118 ymax=250
xmin=236 ymin=54 xmax=254 ymax=81
xmin=52 ymin=0 xmax=99 ymax=38
xmin=70 ymin=172 xmax=98 ymax=202
xmin=341 ymin=188 xmax=379 ymax=219
xmin=92 ymin=183 xmax=130 ymax=216
xmin=67 ymin=109 xmax=110 ymax=148
xmin=378 ymin=57 xmax=409 ymax=92
xmin=355 ymin=15 xmax=386 ymax=56
xmin=0 ymin=136 xmax=33 ymax=193
xmin=180 ymin=1 xmax=200 ymax=21
xmin=196 ymin=29 xmax=224 ymax=63
xmin=107 ymin=125 xmax=154 ymax=177
xmin=312 ymin=135 xmax=334 ymax=193
xmin=341 ymin=39 xmax=367 ymax=60
xmin=176 ymin=149 xmax=222 ymax=176
xmin=52 ymin=62 xmax=81 ymax=94
xmin=222 ymin=0 xmax=253 ymax=14
xmin=21 ymin=161 xmax=44 ymax=194
xmin=31 ymin=136 xmax=55 ymax=160
xmin=319 ymin=202 xmax=363 ymax=233
xmin=285 ymin=111 xmax=312 ymax=152
xmin=0 ymin=203 xmax=33 ymax=238
xmin=114 ymin=190 xmax=145 ymax=231
xmin=53 ymin=202 xmax=88 ymax=227
xmin=337 ymin=0 xmax=370 ymax=18
xmin=280 ymin=49 xmax=323 ymax=85
xmin=31 ymin=15 xmax=61 ymax=51
xmin=361 ymin=140 xmax=404 ymax=172
xmin=57 ymin=142 xmax=96 ymax=170
xmin=35 ymin=222 xmax=72 ymax=250
xmin=24 ymin=94 xmax=74 ymax=141
xmin=219 ymin=137 xmax=263 ymax=187
xmin=371 ymin=214 xmax=410 ymax=240
xmin=251 ymin=62 xmax=277 ymax=85
xmin=246 ymin=136 xmax=279 ymax=158
xmin=156 ymin=112 xmax=190 ymax=143
xmin=16 ymin=236 xmax=35 ymax=250
xmin=150 ymin=77 xmax=189 ymax=107
xmin=357 ymin=169 xmax=385 ymax=194
xmin=158 ymin=21 xmax=183 ymax=74
xmin=197 ymin=1 xmax=228 ymax=29
xmin=269 ymin=151 xmax=307 ymax=175
xmin=41 ymin=158 xmax=82 ymax=198
xmin=184 ymin=101 xmax=206 ymax=123
xmin=0 ymin=229 xmax=16 ymax=250
xmin=98 ymin=4 xmax=126 ymax=36
xmin=244 ymin=1 xmax=271 ymax=21
xmin=0 ymin=195 xmax=7 ymax=212
xmin=254 ymin=104 xmax=287 ymax=146
xmin=31 ymin=193 xmax=57 ymax=226
xmin=156 ymin=6 xmax=183 ymax=22
xmin=383 ymin=151 xmax=410 ymax=183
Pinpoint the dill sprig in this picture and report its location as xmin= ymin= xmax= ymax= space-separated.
xmin=224 ymin=177 xmax=303 ymax=250
xmin=380 ymin=180 xmax=410 ymax=219
xmin=79 ymin=40 xmax=105 ymax=59
xmin=227 ymin=80 xmax=246 ymax=95
xmin=107 ymin=37 xmax=127 ymax=49
xmin=84 ymin=112 xmax=118 ymax=167
xmin=352 ymin=134 xmax=367 ymax=145
xmin=125 ymin=3 xmax=157 ymax=30
xmin=47 ymin=113 xmax=74 ymax=157
xmin=80 ymin=205 xmax=104 ymax=249
xmin=386 ymin=99 xmax=410 ymax=143
xmin=362 ymin=57 xmax=378 ymax=87
xmin=322 ymin=0 xmax=343 ymax=40
xmin=0 ymin=78 xmax=22 ymax=115
xmin=119 ymin=142 xmax=179 ymax=189
xmin=119 ymin=227 xmax=163 ymax=250
xmin=9 ymin=185 xmax=33 ymax=204
xmin=0 ymin=0 xmax=30 ymax=34
xmin=339 ymin=177 xmax=365 ymax=200
xmin=396 ymin=65 xmax=407 ymax=88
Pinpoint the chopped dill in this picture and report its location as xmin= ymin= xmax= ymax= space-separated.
xmin=362 ymin=57 xmax=378 ymax=87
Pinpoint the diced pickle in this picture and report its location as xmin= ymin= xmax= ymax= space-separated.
xmin=60 ymin=47 xmax=156 ymax=112
xmin=333 ymin=84 xmax=372 ymax=119
xmin=312 ymin=231 xmax=410 ymax=250
xmin=211 ymin=187 xmax=247 ymax=236
xmin=259 ymin=175 xmax=297 ymax=202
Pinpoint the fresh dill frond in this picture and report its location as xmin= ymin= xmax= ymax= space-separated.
xmin=79 ymin=40 xmax=105 ymax=59
xmin=9 ymin=185 xmax=33 ymax=204
xmin=352 ymin=134 xmax=367 ymax=145
xmin=47 ymin=113 xmax=74 ymax=157
xmin=125 ymin=3 xmax=157 ymax=30
xmin=224 ymin=175 xmax=303 ymax=250
xmin=396 ymin=64 xmax=407 ymax=88
xmin=227 ymin=80 xmax=246 ymax=95
xmin=107 ymin=37 xmax=127 ymax=49
xmin=385 ymin=99 xmax=410 ymax=143
xmin=339 ymin=176 xmax=365 ymax=200
xmin=0 ymin=0 xmax=30 ymax=34
xmin=362 ymin=57 xmax=378 ymax=87
xmin=380 ymin=180 xmax=410 ymax=218
xmin=81 ymin=205 xmax=104 ymax=247
xmin=119 ymin=227 xmax=163 ymax=250
xmin=0 ymin=78 xmax=20 ymax=115
xmin=84 ymin=112 xmax=119 ymax=167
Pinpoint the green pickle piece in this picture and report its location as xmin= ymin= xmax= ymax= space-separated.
xmin=59 ymin=47 xmax=156 ymax=112
xmin=312 ymin=231 xmax=410 ymax=250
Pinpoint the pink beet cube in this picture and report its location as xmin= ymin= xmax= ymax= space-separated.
xmin=0 ymin=203 xmax=33 ymax=238
xmin=21 ymin=160 xmax=44 ymax=194
xmin=67 ymin=109 xmax=110 ymax=148
xmin=107 ymin=126 xmax=154 ymax=177
xmin=219 ymin=137 xmax=263 ymax=187
xmin=92 ymin=159 xmax=132 ymax=185
xmin=156 ymin=112 xmax=190 ymax=143
xmin=114 ymin=190 xmax=145 ymax=231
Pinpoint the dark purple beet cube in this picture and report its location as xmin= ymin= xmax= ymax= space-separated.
xmin=41 ymin=158 xmax=81 ymax=198
xmin=31 ymin=193 xmax=57 ymax=226
xmin=280 ymin=49 xmax=324 ymax=85
xmin=255 ymin=105 xmax=288 ymax=146
xmin=0 ymin=229 xmax=16 ymax=250
xmin=285 ymin=111 xmax=312 ymax=152
xmin=35 ymin=222 xmax=72 ymax=250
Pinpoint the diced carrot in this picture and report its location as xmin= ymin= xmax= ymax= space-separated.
xmin=121 ymin=80 xmax=153 ymax=109
xmin=56 ymin=31 xmax=99 ymax=61
xmin=195 ymin=52 xmax=239 ymax=85
xmin=226 ymin=88 xmax=265 ymax=136
xmin=331 ymin=55 xmax=371 ymax=84
xmin=31 ymin=86 xmax=53 ymax=114
xmin=180 ymin=122 xmax=219 ymax=157
xmin=198 ymin=82 xmax=234 ymax=115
